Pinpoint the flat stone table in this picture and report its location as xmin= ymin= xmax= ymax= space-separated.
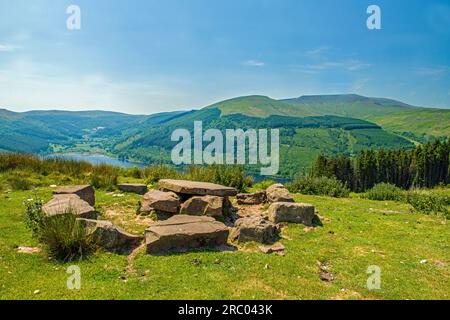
xmin=145 ymin=215 xmax=229 ymax=254
xmin=158 ymin=179 xmax=238 ymax=197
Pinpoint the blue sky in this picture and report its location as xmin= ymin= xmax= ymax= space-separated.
xmin=0 ymin=0 xmax=449 ymax=114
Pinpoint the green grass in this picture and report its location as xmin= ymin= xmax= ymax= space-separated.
xmin=1 ymin=187 xmax=449 ymax=300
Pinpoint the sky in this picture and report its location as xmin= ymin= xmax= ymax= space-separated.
xmin=0 ymin=0 xmax=449 ymax=114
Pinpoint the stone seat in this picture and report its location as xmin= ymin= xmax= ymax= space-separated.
xmin=158 ymin=179 xmax=238 ymax=197
xmin=52 ymin=185 xmax=95 ymax=206
xmin=43 ymin=194 xmax=97 ymax=219
xmin=145 ymin=215 xmax=229 ymax=254
xmin=117 ymin=183 xmax=148 ymax=195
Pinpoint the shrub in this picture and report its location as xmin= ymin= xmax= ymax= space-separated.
xmin=126 ymin=166 xmax=143 ymax=179
xmin=37 ymin=212 xmax=96 ymax=262
xmin=252 ymin=180 xmax=276 ymax=190
xmin=366 ymin=183 xmax=405 ymax=201
xmin=144 ymin=165 xmax=180 ymax=184
xmin=288 ymin=175 xmax=350 ymax=198
xmin=7 ymin=176 xmax=33 ymax=191
xmin=90 ymin=165 xmax=119 ymax=190
xmin=406 ymin=191 xmax=449 ymax=219
xmin=23 ymin=195 xmax=45 ymax=236
xmin=185 ymin=165 xmax=253 ymax=192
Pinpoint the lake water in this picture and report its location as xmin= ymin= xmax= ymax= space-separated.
xmin=45 ymin=153 xmax=146 ymax=168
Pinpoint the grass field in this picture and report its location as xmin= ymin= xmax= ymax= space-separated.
xmin=1 ymin=186 xmax=449 ymax=300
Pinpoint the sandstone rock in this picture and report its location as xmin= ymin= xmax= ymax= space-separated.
xmin=268 ymin=202 xmax=315 ymax=225
xmin=231 ymin=216 xmax=279 ymax=244
xmin=43 ymin=194 xmax=97 ymax=219
xmin=52 ymin=185 xmax=95 ymax=206
xmin=145 ymin=215 xmax=229 ymax=254
xmin=159 ymin=179 xmax=238 ymax=197
xmin=266 ymin=184 xmax=294 ymax=203
xmin=78 ymin=219 xmax=143 ymax=254
xmin=118 ymin=183 xmax=147 ymax=195
xmin=236 ymin=192 xmax=266 ymax=205
xmin=140 ymin=189 xmax=180 ymax=214
xmin=180 ymin=195 xmax=224 ymax=217
xmin=259 ymin=243 xmax=286 ymax=255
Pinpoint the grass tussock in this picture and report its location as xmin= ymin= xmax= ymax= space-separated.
xmin=23 ymin=196 xmax=96 ymax=262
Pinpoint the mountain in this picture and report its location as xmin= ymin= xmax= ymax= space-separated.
xmin=210 ymin=94 xmax=450 ymax=140
xmin=0 ymin=109 xmax=147 ymax=153
xmin=113 ymin=105 xmax=414 ymax=177
xmin=1 ymin=93 xmax=448 ymax=178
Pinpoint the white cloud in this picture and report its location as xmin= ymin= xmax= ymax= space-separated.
xmin=290 ymin=59 xmax=371 ymax=74
xmin=352 ymin=78 xmax=370 ymax=91
xmin=242 ymin=60 xmax=266 ymax=67
xmin=0 ymin=44 xmax=20 ymax=52
xmin=416 ymin=66 xmax=449 ymax=77
xmin=305 ymin=46 xmax=330 ymax=59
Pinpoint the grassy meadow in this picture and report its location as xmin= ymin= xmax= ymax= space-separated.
xmin=0 ymin=154 xmax=449 ymax=300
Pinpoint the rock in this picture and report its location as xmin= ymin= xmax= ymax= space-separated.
xmin=266 ymin=184 xmax=294 ymax=203
xmin=231 ymin=216 xmax=279 ymax=244
xmin=180 ymin=195 xmax=224 ymax=217
xmin=259 ymin=243 xmax=285 ymax=255
xmin=17 ymin=246 xmax=41 ymax=254
xmin=43 ymin=194 xmax=97 ymax=219
xmin=52 ymin=185 xmax=95 ymax=206
xmin=159 ymin=179 xmax=238 ymax=197
xmin=117 ymin=183 xmax=147 ymax=195
xmin=236 ymin=192 xmax=266 ymax=205
xmin=145 ymin=215 xmax=229 ymax=254
xmin=140 ymin=189 xmax=180 ymax=214
xmin=78 ymin=219 xmax=143 ymax=254
xmin=268 ymin=202 xmax=315 ymax=225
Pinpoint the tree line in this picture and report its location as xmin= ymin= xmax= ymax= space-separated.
xmin=312 ymin=139 xmax=450 ymax=192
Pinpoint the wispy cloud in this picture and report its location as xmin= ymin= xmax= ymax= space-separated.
xmin=0 ymin=44 xmax=20 ymax=52
xmin=352 ymin=78 xmax=370 ymax=91
xmin=291 ymin=59 xmax=371 ymax=74
xmin=305 ymin=46 xmax=330 ymax=59
xmin=416 ymin=66 xmax=449 ymax=77
xmin=242 ymin=60 xmax=266 ymax=67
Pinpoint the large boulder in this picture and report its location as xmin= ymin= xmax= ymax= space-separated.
xmin=145 ymin=215 xmax=229 ymax=254
xmin=180 ymin=195 xmax=224 ymax=217
xmin=78 ymin=219 xmax=143 ymax=254
xmin=118 ymin=183 xmax=147 ymax=195
xmin=140 ymin=189 xmax=180 ymax=214
xmin=43 ymin=194 xmax=97 ymax=219
xmin=231 ymin=216 xmax=279 ymax=244
xmin=236 ymin=192 xmax=266 ymax=205
xmin=53 ymin=185 xmax=95 ymax=206
xmin=266 ymin=184 xmax=294 ymax=203
xmin=159 ymin=179 xmax=238 ymax=197
xmin=268 ymin=202 xmax=315 ymax=225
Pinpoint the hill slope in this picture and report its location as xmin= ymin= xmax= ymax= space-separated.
xmin=0 ymin=109 xmax=147 ymax=153
xmin=211 ymin=94 xmax=450 ymax=140
xmin=113 ymin=108 xmax=413 ymax=177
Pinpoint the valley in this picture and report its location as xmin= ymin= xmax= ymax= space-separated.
xmin=1 ymin=94 xmax=449 ymax=179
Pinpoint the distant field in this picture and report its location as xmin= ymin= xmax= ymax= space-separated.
xmin=1 ymin=187 xmax=449 ymax=300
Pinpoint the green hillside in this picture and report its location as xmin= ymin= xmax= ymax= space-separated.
xmin=211 ymin=94 xmax=450 ymax=140
xmin=0 ymin=109 xmax=147 ymax=153
xmin=113 ymin=109 xmax=413 ymax=177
